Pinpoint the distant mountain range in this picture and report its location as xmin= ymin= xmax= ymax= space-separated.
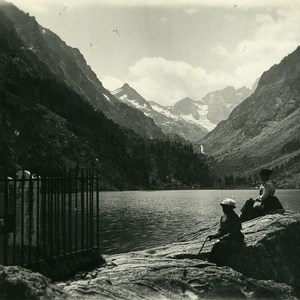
xmin=199 ymin=47 xmax=300 ymax=188
xmin=112 ymin=84 xmax=252 ymax=142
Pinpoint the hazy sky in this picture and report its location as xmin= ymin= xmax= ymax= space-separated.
xmin=6 ymin=0 xmax=300 ymax=105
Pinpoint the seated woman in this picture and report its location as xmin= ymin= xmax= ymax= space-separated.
xmin=240 ymin=169 xmax=283 ymax=222
xmin=207 ymin=198 xmax=244 ymax=266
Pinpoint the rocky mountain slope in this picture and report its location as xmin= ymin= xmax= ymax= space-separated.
xmin=113 ymin=83 xmax=252 ymax=142
xmin=202 ymin=86 xmax=252 ymax=124
xmin=199 ymin=46 xmax=300 ymax=188
xmin=0 ymin=0 xmax=164 ymax=140
xmin=112 ymin=84 xmax=209 ymax=142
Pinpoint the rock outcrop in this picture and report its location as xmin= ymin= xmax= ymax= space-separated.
xmin=177 ymin=211 xmax=300 ymax=295
xmin=61 ymin=255 xmax=295 ymax=299
xmin=202 ymin=85 xmax=252 ymax=124
xmin=60 ymin=212 xmax=300 ymax=299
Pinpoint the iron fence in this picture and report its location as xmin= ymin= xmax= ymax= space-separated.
xmin=0 ymin=169 xmax=100 ymax=268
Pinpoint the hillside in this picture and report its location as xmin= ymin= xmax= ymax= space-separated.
xmin=0 ymin=1 xmax=164 ymax=140
xmin=0 ymin=9 xmax=213 ymax=190
xmin=199 ymin=47 xmax=300 ymax=188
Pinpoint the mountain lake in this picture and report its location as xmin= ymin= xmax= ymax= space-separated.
xmin=98 ymin=189 xmax=300 ymax=254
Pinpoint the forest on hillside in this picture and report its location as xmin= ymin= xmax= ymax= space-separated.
xmin=0 ymin=19 xmax=213 ymax=190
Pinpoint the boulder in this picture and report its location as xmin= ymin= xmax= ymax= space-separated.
xmin=176 ymin=211 xmax=300 ymax=295
xmin=63 ymin=212 xmax=300 ymax=299
xmin=0 ymin=265 xmax=66 ymax=299
xmin=229 ymin=212 xmax=300 ymax=294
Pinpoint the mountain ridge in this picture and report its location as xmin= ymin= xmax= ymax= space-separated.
xmin=112 ymin=84 xmax=210 ymax=142
xmin=112 ymin=83 xmax=253 ymax=142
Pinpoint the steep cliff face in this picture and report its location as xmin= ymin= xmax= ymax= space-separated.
xmin=202 ymin=86 xmax=252 ymax=124
xmin=0 ymin=1 xmax=164 ymax=140
xmin=199 ymin=47 xmax=300 ymax=187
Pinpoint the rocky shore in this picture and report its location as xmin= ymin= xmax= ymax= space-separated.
xmin=1 ymin=212 xmax=299 ymax=299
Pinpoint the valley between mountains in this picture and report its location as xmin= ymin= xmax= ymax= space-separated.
xmin=0 ymin=0 xmax=299 ymax=188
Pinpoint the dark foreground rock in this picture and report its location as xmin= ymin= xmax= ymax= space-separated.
xmin=60 ymin=254 xmax=296 ymax=299
xmin=60 ymin=212 xmax=300 ymax=299
xmin=0 ymin=265 xmax=66 ymax=299
xmin=31 ymin=248 xmax=106 ymax=281
xmin=229 ymin=212 xmax=300 ymax=294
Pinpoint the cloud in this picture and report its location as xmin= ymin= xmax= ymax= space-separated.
xmin=104 ymin=4 xmax=300 ymax=106
xmin=103 ymin=57 xmax=243 ymax=105
xmin=9 ymin=0 xmax=299 ymax=107
xmin=159 ymin=16 xmax=167 ymax=24
xmin=8 ymin=0 xmax=300 ymax=10
xmin=211 ymin=8 xmax=300 ymax=88
xmin=5 ymin=0 xmax=49 ymax=14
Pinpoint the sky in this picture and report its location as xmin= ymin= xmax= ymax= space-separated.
xmin=5 ymin=0 xmax=300 ymax=105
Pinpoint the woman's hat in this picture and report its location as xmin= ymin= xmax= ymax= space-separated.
xmin=220 ymin=198 xmax=236 ymax=208
xmin=259 ymin=169 xmax=273 ymax=176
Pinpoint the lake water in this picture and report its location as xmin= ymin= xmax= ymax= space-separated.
xmin=98 ymin=189 xmax=300 ymax=254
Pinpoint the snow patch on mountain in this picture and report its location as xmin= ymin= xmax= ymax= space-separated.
xmin=119 ymin=94 xmax=150 ymax=110
xmin=111 ymin=88 xmax=122 ymax=95
xmin=103 ymin=94 xmax=110 ymax=102
xmin=112 ymin=85 xmax=212 ymax=141
xmin=195 ymin=102 xmax=209 ymax=116
xmin=150 ymin=104 xmax=179 ymax=120
xmin=180 ymin=113 xmax=216 ymax=131
xmin=110 ymin=80 xmax=254 ymax=142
